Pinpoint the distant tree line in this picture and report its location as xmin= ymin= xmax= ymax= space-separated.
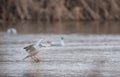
xmin=1 ymin=0 xmax=120 ymax=23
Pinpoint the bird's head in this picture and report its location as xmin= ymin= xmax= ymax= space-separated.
xmin=36 ymin=39 xmax=43 ymax=46
xmin=35 ymin=39 xmax=45 ymax=48
xmin=39 ymin=44 xmax=46 ymax=48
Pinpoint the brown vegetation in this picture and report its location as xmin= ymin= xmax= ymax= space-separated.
xmin=1 ymin=0 xmax=120 ymax=23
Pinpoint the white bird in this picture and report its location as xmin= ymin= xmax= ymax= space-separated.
xmin=7 ymin=28 xmax=17 ymax=34
xmin=47 ymin=37 xmax=65 ymax=47
xmin=23 ymin=39 xmax=45 ymax=62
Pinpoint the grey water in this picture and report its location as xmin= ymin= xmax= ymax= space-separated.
xmin=0 ymin=21 xmax=120 ymax=77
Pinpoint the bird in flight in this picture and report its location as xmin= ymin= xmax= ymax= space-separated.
xmin=23 ymin=39 xmax=45 ymax=62
xmin=47 ymin=37 xmax=65 ymax=47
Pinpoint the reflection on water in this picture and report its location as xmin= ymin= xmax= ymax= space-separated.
xmin=0 ymin=33 xmax=120 ymax=77
xmin=1 ymin=21 xmax=120 ymax=34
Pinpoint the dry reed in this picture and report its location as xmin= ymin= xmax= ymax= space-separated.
xmin=1 ymin=0 xmax=120 ymax=23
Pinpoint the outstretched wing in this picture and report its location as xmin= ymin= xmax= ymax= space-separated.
xmin=24 ymin=44 xmax=33 ymax=51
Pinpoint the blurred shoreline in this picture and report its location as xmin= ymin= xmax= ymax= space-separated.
xmin=1 ymin=21 xmax=120 ymax=34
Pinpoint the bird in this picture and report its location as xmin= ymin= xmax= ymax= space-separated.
xmin=7 ymin=28 xmax=17 ymax=34
xmin=47 ymin=37 xmax=65 ymax=47
xmin=23 ymin=39 xmax=45 ymax=62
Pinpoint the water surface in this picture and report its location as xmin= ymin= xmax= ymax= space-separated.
xmin=1 ymin=21 xmax=120 ymax=34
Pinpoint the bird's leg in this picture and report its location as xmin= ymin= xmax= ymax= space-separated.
xmin=33 ymin=56 xmax=40 ymax=62
xmin=31 ymin=56 xmax=38 ymax=62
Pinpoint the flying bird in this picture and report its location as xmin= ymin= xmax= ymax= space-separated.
xmin=23 ymin=39 xmax=45 ymax=62
xmin=47 ymin=37 xmax=65 ymax=47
